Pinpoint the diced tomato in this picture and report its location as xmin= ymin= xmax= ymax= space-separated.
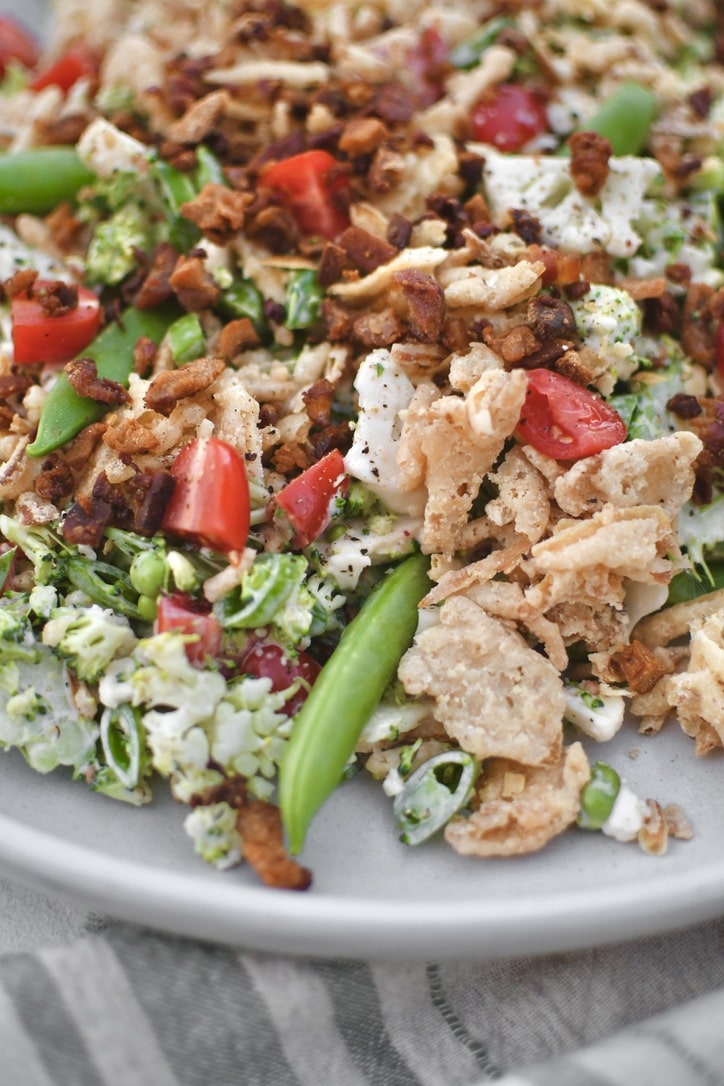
xmin=470 ymin=83 xmax=548 ymax=152
xmin=406 ymin=26 xmax=448 ymax=107
xmin=155 ymin=593 xmax=222 ymax=665
xmin=11 ymin=282 xmax=101 ymax=365
xmin=162 ymin=437 xmax=251 ymax=555
xmin=273 ymin=448 xmax=348 ymax=548
xmin=0 ymin=17 xmax=39 ymax=77
xmin=516 ymin=368 xmax=627 ymax=460
xmin=260 ymin=150 xmax=350 ymax=241
xmin=30 ymin=44 xmax=98 ymax=93
xmin=241 ymin=641 xmax=321 ymax=715
xmin=716 ymin=322 xmax=724 ymax=379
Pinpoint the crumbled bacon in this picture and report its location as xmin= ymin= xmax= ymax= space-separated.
xmin=33 ymin=279 xmax=79 ymax=317
xmin=338 ymin=116 xmax=388 ymax=156
xmin=337 ymin=226 xmax=397 ymax=274
xmin=133 ymin=243 xmax=180 ymax=311
xmin=608 ymin=640 xmax=667 ymax=694
xmin=526 ymin=295 xmax=577 ymax=341
xmin=34 ymin=456 xmax=74 ymax=504
xmin=353 ymin=306 xmax=405 ymax=347
xmin=169 ymin=254 xmax=222 ymax=311
xmin=217 ymin=318 xmax=261 ymax=358
xmin=61 ymin=494 xmax=113 ymax=547
xmin=133 ymin=335 xmax=159 ymax=377
xmin=65 ymin=359 xmax=129 ymax=405
xmin=144 ymin=356 xmax=225 ymax=415
xmin=568 ymin=131 xmax=611 ymax=197
xmin=318 ymin=241 xmax=354 ymax=286
xmin=666 ymin=392 xmax=702 ymax=419
xmin=3 ymin=267 xmax=37 ymax=298
xmin=0 ymin=373 xmax=33 ymax=400
xmin=302 ymin=378 xmax=335 ymax=425
xmin=181 ymin=183 xmax=252 ymax=245
xmin=392 ymin=269 xmax=445 ymax=343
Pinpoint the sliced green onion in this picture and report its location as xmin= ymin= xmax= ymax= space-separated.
xmin=393 ymin=751 xmax=479 ymax=846
xmin=284 ymin=269 xmax=323 ymax=330
xmin=66 ymin=558 xmax=142 ymax=621
xmin=151 ymin=157 xmax=202 ymax=252
xmin=100 ymin=704 xmax=144 ymax=790
xmin=0 ymin=548 xmax=16 ymax=593
xmin=167 ymin=312 xmax=205 ymax=365
xmin=577 ymin=761 xmax=621 ymax=831
xmin=219 ymin=277 xmax=266 ymax=331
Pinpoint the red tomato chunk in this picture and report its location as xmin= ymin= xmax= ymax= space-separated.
xmin=241 ymin=642 xmax=321 ymax=715
xmin=11 ymin=282 xmax=101 ymax=365
xmin=155 ymin=594 xmax=222 ymax=666
xmin=162 ymin=437 xmax=251 ymax=555
xmin=471 ymin=83 xmax=548 ymax=152
xmin=273 ymin=449 xmax=348 ymax=548
xmin=260 ymin=150 xmax=350 ymax=241
xmin=516 ymin=368 xmax=627 ymax=460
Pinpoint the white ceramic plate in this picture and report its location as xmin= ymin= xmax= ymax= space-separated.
xmin=0 ymin=721 xmax=723 ymax=959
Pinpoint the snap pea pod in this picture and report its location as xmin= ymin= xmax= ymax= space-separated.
xmin=580 ymin=81 xmax=657 ymax=156
xmin=26 ymin=304 xmax=178 ymax=459
xmin=285 ymin=269 xmax=324 ymax=330
xmin=279 ymin=551 xmax=431 ymax=854
xmin=0 ymin=147 xmax=95 ymax=215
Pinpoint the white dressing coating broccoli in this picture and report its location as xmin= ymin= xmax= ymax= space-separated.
xmin=479 ymin=146 xmax=661 ymax=258
xmin=630 ymin=191 xmax=724 ymax=289
xmin=210 ymin=676 xmax=291 ymax=801
xmin=42 ymin=604 xmax=138 ymax=683
xmin=345 ymin=348 xmax=426 ymax=517
xmin=0 ymin=644 xmax=98 ymax=774
xmin=183 ymin=802 xmax=242 ymax=870
xmin=76 ymin=117 xmax=151 ymax=179
xmin=570 ymin=284 xmax=641 ymax=383
xmin=357 ymin=698 xmax=436 ymax=745
xmin=563 ymin=682 xmax=626 ymax=742
xmin=315 ymin=514 xmax=421 ymax=591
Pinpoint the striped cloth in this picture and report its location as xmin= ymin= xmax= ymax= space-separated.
xmin=1 ymin=919 xmax=724 ymax=1085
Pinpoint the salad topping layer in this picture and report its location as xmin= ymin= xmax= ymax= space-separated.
xmin=0 ymin=0 xmax=722 ymax=886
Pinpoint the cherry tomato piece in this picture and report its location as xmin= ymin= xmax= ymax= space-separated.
xmin=30 ymin=44 xmax=98 ymax=92
xmin=155 ymin=593 xmax=222 ymax=666
xmin=273 ymin=449 xmax=348 ymax=548
xmin=241 ymin=642 xmax=321 ymax=715
xmin=162 ymin=437 xmax=251 ymax=555
xmin=406 ymin=26 xmax=448 ymax=107
xmin=516 ymin=368 xmax=627 ymax=460
xmin=260 ymin=150 xmax=350 ymax=241
xmin=471 ymin=83 xmax=548 ymax=152
xmin=11 ymin=281 xmax=101 ymax=365
xmin=0 ymin=17 xmax=39 ymax=76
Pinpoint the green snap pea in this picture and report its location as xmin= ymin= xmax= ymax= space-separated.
xmin=65 ymin=557 xmax=142 ymax=621
xmin=218 ymin=277 xmax=266 ymax=332
xmin=577 ymin=760 xmax=621 ymax=831
xmin=26 ymin=304 xmax=177 ymax=459
xmin=0 ymin=148 xmax=95 ymax=215
xmin=167 ymin=311 xmax=205 ymax=365
xmin=151 ymin=157 xmax=202 ymax=252
xmin=284 ymin=269 xmax=324 ymax=330
xmin=279 ymin=551 xmax=431 ymax=854
xmin=194 ymin=144 xmax=228 ymax=189
xmin=579 ymin=81 xmax=657 ymax=156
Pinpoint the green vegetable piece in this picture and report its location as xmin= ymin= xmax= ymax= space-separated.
xmin=220 ymin=553 xmax=307 ymax=629
xmin=168 ymin=312 xmax=205 ymax=365
xmin=100 ymin=704 xmax=144 ymax=790
xmin=26 ymin=305 xmax=177 ymax=459
xmin=279 ymin=551 xmax=431 ymax=854
xmin=581 ymin=82 xmax=657 ymax=156
xmin=0 ymin=147 xmax=94 ymax=215
xmin=448 ymin=16 xmax=513 ymax=69
xmin=219 ymin=277 xmax=266 ymax=331
xmin=194 ymin=144 xmax=228 ymax=189
xmin=284 ymin=269 xmax=323 ymax=330
xmin=394 ymin=750 xmax=479 ymax=845
xmin=65 ymin=557 xmax=142 ymax=621
xmin=151 ymin=157 xmax=201 ymax=251
xmin=130 ymin=549 xmax=168 ymax=599
xmin=577 ymin=760 xmax=621 ymax=831
xmin=0 ymin=547 xmax=16 ymax=593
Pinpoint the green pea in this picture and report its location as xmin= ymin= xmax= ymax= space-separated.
xmin=577 ymin=761 xmax=621 ymax=831
xmin=136 ymin=595 xmax=158 ymax=623
xmin=279 ymin=552 xmax=431 ymax=854
xmin=130 ymin=550 xmax=167 ymax=599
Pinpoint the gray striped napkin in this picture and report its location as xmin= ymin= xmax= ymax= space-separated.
xmin=1 ymin=918 xmax=724 ymax=1085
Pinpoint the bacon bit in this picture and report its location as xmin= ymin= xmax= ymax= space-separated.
xmin=525 ymin=245 xmax=581 ymax=288
xmin=65 ymin=359 xmax=129 ymax=405
xmin=133 ymin=470 xmax=176 ymax=534
xmin=3 ymin=267 xmax=37 ymax=298
xmin=527 ymin=295 xmax=577 ymax=341
xmin=386 ymin=213 xmax=413 ymax=250
xmin=510 ymin=208 xmax=542 ymax=245
xmin=44 ymin=201 xmax=84 ymax=254
xmin=337 ymin=226 xmax=397 ymax=274
xmin=367 ymin=146 xmax=405 ymax=194
xmin=666 ymin=392 xmax=702 ymax=419
xmin=318 ymin=241 xmax=354 ymax=286
xmin=167 ymin=89 xmax=229 ymax=144
xmin=246 ymin=204 xmax=299 ymax=254
xmin=681 ymin=282 xmax=720 ymax=367
xmin=441 ymin=317 xmax=470 ymax=354
xmin=303 ymin=378 xmax=335 ymax=425
xmin=181 ymin=183 xmax=252 ymax=245
xmin=133 ymin=243 xmax=179 ymax=310
xmin=689 ymin=86 xmax=712 ymax=118
xmin=338 ymin=116 xmax=388 ymax=156
xmin=458 ymin=149 xmax=485 ymax=188
xmin=217 ymin=318 xmax=261 ymax=358
xmin=61 ymin=494 xmax=113 ymax=547
xmin=490 ymin=324 xmax=540 ymax=364
xmin=133 ymin=335 xmax=158 ymax=377
xmin=579 ymin=251 xmax=615 ymax=285
xmin=618 ymin=277 xmax=667 ymax=301
xmin=33 ymin=279 xmax=79 ymax=317
xmin=34 ymin=455 xmax=74 ymax=504
xmin=63 ymin=422 xmax=107 ymax=471
xmin=272 ymin=441 xmax=312 ymax=474
xmin=321 ymin=298 xmax=355 ymax=341
xmin=353 ymin=307 xmax=404 ymax=347
xmin=144 ymin=355 xmax=225 ymax=416
xmin=0 ymin=372 xmax=33 ymax=400
xmin=608 ymin=640 xmax=667 ymax=695
xmin=666 ymin=263 xmax=692 ymax=287
xmin=310 ymin=421 xmax=352 ymax=459
xmin=568 ymin=131 xmax=611 ymax=197
xmin=393 ymin=269 xmax=445 ymax=343
xmin=643 ymin=291 xmax=681 ymax=336
xmin=103 ymin=418 xmax=161 ymax=454
xmin=169 ymin=255 xmax=222 ymax=311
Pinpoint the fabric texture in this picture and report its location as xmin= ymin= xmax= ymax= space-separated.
xmin=0 ymin=916 xmax=723 ymax=1086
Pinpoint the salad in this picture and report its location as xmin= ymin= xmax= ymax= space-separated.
xmin=0 ymin=0 xmax=722 ymax=890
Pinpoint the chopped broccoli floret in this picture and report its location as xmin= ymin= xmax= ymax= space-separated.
xmin=42 ymin=604 xmax=138 ymax=683
xmin=183 ymin=802 xmax=242 ymax=870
